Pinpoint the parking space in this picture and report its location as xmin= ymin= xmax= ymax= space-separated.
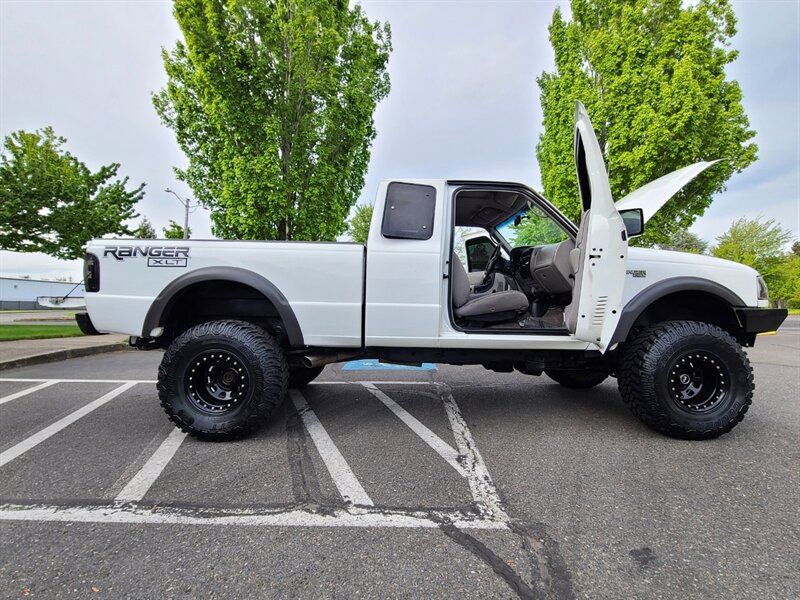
xmin=0 ymin=377 xmax=503 ymax=527
xmin=0 ymin=322 xmax=798 ymax=598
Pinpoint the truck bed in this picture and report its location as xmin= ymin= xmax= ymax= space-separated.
xmin=85 ymin=239 xmax=366 ymax=347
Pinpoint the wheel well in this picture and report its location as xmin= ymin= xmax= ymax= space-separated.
xmin=627 ymin=291 xmax=743 ymax=342
xmin=155 ymin=280 xmax=291 ymax=348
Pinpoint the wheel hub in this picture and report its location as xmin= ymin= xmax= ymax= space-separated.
xmin=667 ymin=351 xmax=729 ymax=413
xmin=185 ymin=350 xmax=250 ymax=413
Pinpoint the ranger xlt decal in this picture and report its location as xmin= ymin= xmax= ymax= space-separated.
xmin=626 ymin=269 xmax=646 ymax=278
xmin=104 ymin=246 xmax=190 ymax=267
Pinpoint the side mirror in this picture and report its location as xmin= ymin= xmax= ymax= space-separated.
xmin=464 ymin=236 xmax=496 ymax=272
xmin=620 ymin=208 xmax=644 ymax=238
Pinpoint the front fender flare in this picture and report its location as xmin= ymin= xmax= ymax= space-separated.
xmin=609 ymin=277 xmax=745 ymax=347
xmin=141 ymin=267 xmax=304 ymax=348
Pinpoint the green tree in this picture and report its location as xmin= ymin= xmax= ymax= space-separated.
xmin=536 ymin=0 xmax=757 ymax=246
xmin=347 ymin=203 xmax=373 ymax=244
xmin=712 ymin=216 xmax=794 ymax=298
xmin=0 ymin=128 xmax=144 ymax=260
xmin=163 ymin=220 xmax=190 ymax=239
xmin=133 ymin=217 xmax=157 ymax=239
xmin=154 ymin=0 xmax=391 ymax=242
xmin=770 ymin=255 xmax=800 ymax=308
xmin=660 ymin=229 xmax=708 ymax=254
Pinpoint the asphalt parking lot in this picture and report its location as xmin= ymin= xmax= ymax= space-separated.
xmin=0 ymin=319 xmax=797 ymax=599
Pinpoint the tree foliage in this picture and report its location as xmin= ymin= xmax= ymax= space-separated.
xmin=154 ymin=0 xmax=391 ymax=241
xmin=347 ymin=203 xmax=373 ymax=244
xmin=0 ymin=128 xmax=143 ymax=260
xmin=770 ymin=255 xmax=800 ymax=308
xmin=163 ymin=220 xmax=190 ymax=239
xmin=712 ymin=216 xmax=795 ymax=301
xmin=511 ymin=206 xmax=570 ymax=247
xmin=537 ymin=0 xmax=757 ymax=246
xmin=133 ymin=217 xmax=157 ymax=239
xmin=659 ymin=229 xmax=708 ymax=254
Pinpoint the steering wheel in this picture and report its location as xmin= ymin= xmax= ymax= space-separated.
xmin=482 ymin=244 xmax=503 ymax=286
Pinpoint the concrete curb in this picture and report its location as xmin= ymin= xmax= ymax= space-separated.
xmin=0 ymin=340 xmax=131 ymax=371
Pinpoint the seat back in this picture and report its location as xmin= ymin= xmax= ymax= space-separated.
xmin=451 ymin=253 xmax=471 ymax=309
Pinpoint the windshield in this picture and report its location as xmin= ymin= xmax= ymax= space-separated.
xmin=495 ymin=205 xmax=569 ymax=249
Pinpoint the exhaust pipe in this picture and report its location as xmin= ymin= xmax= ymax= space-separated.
xmin=302 ymin=351 xmax=364 ymax=369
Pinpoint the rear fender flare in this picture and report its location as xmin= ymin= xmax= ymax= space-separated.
xmin=142 ymin=267 xmax=304 ymax=347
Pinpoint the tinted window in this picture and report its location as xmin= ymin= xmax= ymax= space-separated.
xmin=381 ymin=182 xmax=436 ymax=240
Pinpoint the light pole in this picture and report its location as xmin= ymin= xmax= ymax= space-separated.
xmin=165 ymin=188 xmax=196 ymax=239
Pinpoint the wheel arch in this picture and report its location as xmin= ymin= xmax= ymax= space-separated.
xmin=609 ymin=277 xmax=747 ymax=347
xmin=142 ymin=267 xmax=304 ymax=348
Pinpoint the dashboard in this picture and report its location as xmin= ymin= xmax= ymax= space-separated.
xmin=508 ymin=239 xmax=576 ymax=299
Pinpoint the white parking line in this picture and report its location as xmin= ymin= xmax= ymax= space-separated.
xmin=115 ymin=429 xmax=188 ymax=503
xmin=289 ymin=389 xmax=374 ymax=506
xmin=0 ymin=382 xmax=138 ymax=468
xmin=0 ymin=379 xmax=156 ymax=384
xmin=362 ymin=381 xmax=508 ymax=520
xmin=361 ymin=382 xmax=465 ymax=475
xmin=0 ymin=502 xmax=506 ymax=529
xmin=0 ymin=381 xmax=58 ymax=405
xmin=441 ymin=385 xmax=508 ymax=521
xmin=309 ymin=381 xmax=430 ymax=385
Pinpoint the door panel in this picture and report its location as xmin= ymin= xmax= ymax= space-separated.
xmin=365 ymin=180 xmax=446 ymax=347
xmin=568 ymin=102 xmax=628 ymax=351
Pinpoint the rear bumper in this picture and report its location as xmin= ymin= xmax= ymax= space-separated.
xmin=734 ymin=308 xmax=788 ymax=345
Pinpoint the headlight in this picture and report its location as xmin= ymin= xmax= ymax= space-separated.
xmin=757 ymin=276 xmax=768 ymax=300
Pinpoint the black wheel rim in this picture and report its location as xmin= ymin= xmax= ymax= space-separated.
xmin=185 ymin=349 xmax=250 ymax=414
xmin=667 ymin=350 xmax=729 ymax=413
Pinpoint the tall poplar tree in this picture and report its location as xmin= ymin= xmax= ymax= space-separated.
xmin=536 ymin=0 xmax=757 ymax=245
xmin=154 ymin=0 xmax=391 ymax=241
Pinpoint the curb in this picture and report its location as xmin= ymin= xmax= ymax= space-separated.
xmin=0 ymin=341 xmax=131 ymax=371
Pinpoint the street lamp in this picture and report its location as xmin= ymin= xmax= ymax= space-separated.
xmin=165 ymin=188 xmax=197 ymax=239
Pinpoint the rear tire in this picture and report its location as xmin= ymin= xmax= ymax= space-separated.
xmin=75 ymin=312 xmax=106 ymax=336
xmin=618 ymin=320 xmax=753 ymax=440
xmin=545 ymin=368 xmax=608 ymax=389
xmin=288 ymin=365 xmax=324 ymax=388
xmin=158 ymin=320 xmax=288 ymax=441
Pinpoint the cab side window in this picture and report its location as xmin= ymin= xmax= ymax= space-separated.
xmin=381 ymin=182 xmax=436 ymax=240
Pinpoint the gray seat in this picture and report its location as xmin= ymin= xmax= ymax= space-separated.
xmin=451 ymin=253 xmax=528 ymax=321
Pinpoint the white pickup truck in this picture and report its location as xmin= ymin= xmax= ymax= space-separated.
xmin=83 ymin=103 xmax=786 ymax=441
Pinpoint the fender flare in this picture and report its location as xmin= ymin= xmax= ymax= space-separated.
xmin=609 ymin=276 xmax=746 ymax=347
xmin=142 ymin=267 xmax=304 ymax=347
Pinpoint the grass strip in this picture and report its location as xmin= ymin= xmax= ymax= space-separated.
xmin=0 ymin=325 xmax=84 ymax=342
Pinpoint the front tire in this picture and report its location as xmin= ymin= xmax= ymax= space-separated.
xmin=618 ymin=320 xmax=753 ymax=440
xmin=545 ymin=368 xmax=608 ymax=389
xmin=158 ymin=320 xmax=288 ymax=441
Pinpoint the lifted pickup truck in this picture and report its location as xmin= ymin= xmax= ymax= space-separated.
xmin=84 ymin=102 xmax=786 ymax=441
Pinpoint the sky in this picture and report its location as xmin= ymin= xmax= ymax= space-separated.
xmin=1 ymin=0 xmax=798 ymax=281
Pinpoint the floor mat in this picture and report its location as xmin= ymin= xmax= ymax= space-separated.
xmin=484 ymin=308 xmax=566 ymax=331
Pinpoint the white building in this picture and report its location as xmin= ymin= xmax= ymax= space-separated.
xmin=0 ymin=277 xmax=86 ymax=310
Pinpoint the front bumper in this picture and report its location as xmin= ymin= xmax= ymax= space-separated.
xmin=734 ymin=308 xmax=788 ymax=345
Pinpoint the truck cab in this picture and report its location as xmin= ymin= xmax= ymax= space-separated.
xmin=84 ymin=102 xmax=786 ymax=442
